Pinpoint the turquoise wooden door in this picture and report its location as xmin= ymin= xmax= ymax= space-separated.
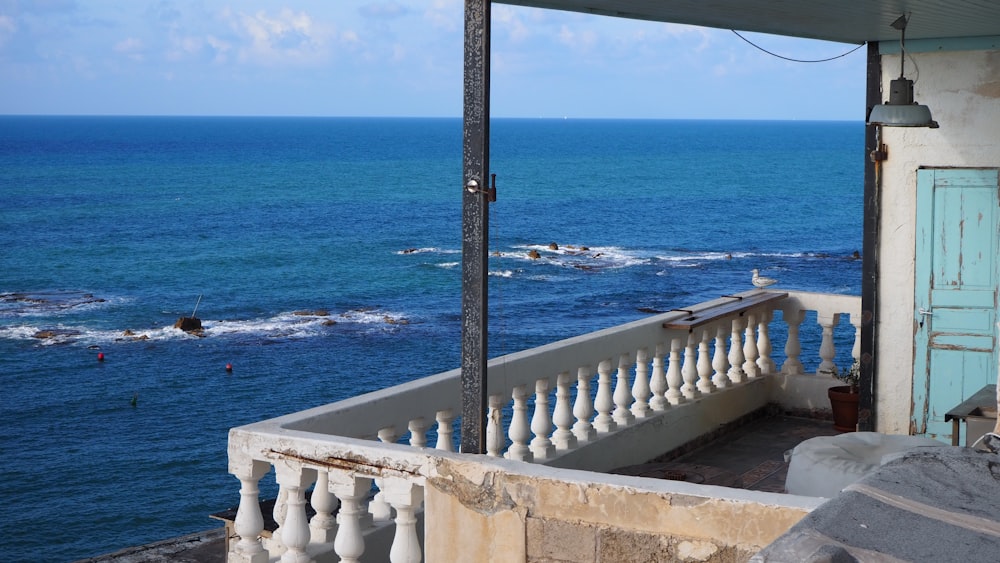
xmin=913 ymin=168 xmax=1000 ymax=442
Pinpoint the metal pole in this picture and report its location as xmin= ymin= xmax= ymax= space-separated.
xmin=460 ymin=0 xmax=491 ymax=454
xmin=860 ymin=41 xmax=881 ymax=432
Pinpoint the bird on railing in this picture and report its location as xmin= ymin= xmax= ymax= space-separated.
xmin=751 ymin=269 xmax=778 ymax=288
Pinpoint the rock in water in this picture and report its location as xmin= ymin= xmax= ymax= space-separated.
xmin=174 ymin=317 xmax=203 ymax=332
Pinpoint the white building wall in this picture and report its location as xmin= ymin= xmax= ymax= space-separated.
xmin=876 ymin=47 xmax=1000 ymax=434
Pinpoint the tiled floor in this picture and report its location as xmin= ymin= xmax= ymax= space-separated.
xmin=618 ymin=415 xmax=842 ymax=493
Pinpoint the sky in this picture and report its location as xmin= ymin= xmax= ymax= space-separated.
xmin=0 ymin=1 xmax=869 ymax=120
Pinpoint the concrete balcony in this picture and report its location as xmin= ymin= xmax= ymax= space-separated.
xmin=226 ymin=289 xmax=860 ymax=562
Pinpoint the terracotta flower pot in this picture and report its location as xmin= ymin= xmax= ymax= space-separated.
xmin=828 ymin=385 xmax=859 ymax=432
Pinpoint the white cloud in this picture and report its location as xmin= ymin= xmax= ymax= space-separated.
xmin=233 ymin=8 xmax=332 ymax=66
xmin=0 ymin=14 xmax=17 ymax=47
xmin=205 ymin=35 xmax=231 ymax=64
xmin=114 ymin=37 xmax=144 ymax=61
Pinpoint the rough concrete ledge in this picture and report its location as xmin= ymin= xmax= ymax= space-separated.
xmin=72 ymin=528 xmax=226 ymax=563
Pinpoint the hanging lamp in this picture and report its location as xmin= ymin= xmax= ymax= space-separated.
xmin=867 ymin=15 xmax=938 ymax=128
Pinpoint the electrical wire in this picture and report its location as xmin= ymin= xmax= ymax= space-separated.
xmin=731 ymin=30 xmax=865 ymax=63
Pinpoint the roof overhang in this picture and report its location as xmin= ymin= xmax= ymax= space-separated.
xmin=500 ymin=0 xmax=1000 ymax=44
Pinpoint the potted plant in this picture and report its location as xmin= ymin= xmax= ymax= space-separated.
xmin=828 ymin=360 xmax=860 ymax=432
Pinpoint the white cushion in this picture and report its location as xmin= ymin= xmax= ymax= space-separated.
xmin=785 ymin=432 xmax=942 ymax=497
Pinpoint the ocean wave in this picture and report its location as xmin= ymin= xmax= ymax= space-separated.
xmin=396 ymin=247 xmax=461 ymax=255
xmin=0 ymin=291 xmax=128 ymax=318
xmin=0 ymin=307 xmax=412 ymax=346
xmin=511 ymin=244 xmax=651 ymax=270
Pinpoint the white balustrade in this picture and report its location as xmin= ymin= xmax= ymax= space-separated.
xmin=781 ymin=306 xmax=805 ymax=375
xmin=649 ymin=344 xmax=668 ymax=411
xmin=681 ymin=333 xmax=699 ymax=399
xmin=593 ymin=359 xmax=616 ymax=433
xmin=486 ymin=394 xmax=504 ymax=457
xmin=309 ymin=469 xmax=338 ymax=544
xmin=631 ymin=348 xmax=652 ymax=418
xmin=384 ymin=478 xmax=424 ymax=563
xmin=227 ymin=289 xmax=862 ymax=563
xmin=530 ymin=378 xmax=555 ymax=460
xmin=712 ymin=325 xmax=730 ymax=389
xmin=370 ymin=427 xmax=397 ymax=522
xmin=274 ymin=462 xmax=314 ymax=563
xmin=665 ymin=337 xmax=684 ymax=404
xmin=507 ymin=385 xmax=533 ymax=462
xmin=572 ymin=366 xmax=596 ymax=443
xmin=756 ymin=309 xmax=776 ymax=374
xmin=742 ymin=313 xmax=760 ymax=378
xmin=728 ymin=317 xmax=746 ymax=383
xmin=435 ymin=409 xmax=455 ymax=451
xmin=331 ymin=473 xmax=373 ymax=563
xmin=817 ymin=312 xmax=840 ymax=376
xmin=696 ymin=329 xmax=714 ymax=395
xmin=612 ymin=354 xmax=636 ymax=427
xmin=230 ymin=459 xmax=269 ymax=563
xmin=552 ymin=371 xmax=578 ymax=450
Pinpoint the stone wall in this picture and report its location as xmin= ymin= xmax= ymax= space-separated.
xmin=424 ymin=455 xmax=821 ymax=562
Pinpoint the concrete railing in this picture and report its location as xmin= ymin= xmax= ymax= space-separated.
xmin=226 ymin=289 xmax=860 ymax=562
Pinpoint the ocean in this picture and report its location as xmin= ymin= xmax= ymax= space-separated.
xmin=0 ymin=116 xmax=863 ymax=561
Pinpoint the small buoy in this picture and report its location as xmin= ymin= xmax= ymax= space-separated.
xmin=130 ymin=393 xmax=138 ymax=407
xmin=97 ymin=352 xmax=105 ymax=362
xmin=225 ymin=363 xmax=233 ymax=372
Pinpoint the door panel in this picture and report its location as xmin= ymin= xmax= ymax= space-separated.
xmin=913 ymin=168 xmax=1000 ymax=442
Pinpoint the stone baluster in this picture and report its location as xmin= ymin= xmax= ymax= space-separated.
xmin=681 ymin=333 xmax=699 ymax=399
xmin=742 ymin=313 xmax=760 ymax=378
xmin=272 ymin=487 xmax=288 ymax=555
xmin=649 ymin=344 xmax=668 ymax=411
xmin=665 ymin=337 xmax=684 ymax=405
xmin=850 ymin=313 xmax=861 ymax=362
xmin=781 ymin=307 xmax=805 ymax=375
xmin=435 ymin=409 xmax=455 ymax=452
xmin=612 ymin=354 xmax=636 ymax=427
xmin=593 ymin=359 xmax=617 ymax=433
xmin=370 ymin=428 xmax=397 ymax=522
xmin=696 ymin=329 xmax=714 ymax=395
xmin=552 ymin=372 xmax=578 ymax=450
xmin=572 ymin=366 xmax=596 ymax=443
xmin=408 ymin=418 xmax=428 ymax=448
xmin=384 ymin=478 xmax=424 ymax=563
xmin=485 ymin=394 xmax=504 ymax=457
xmin=817 ymin=312 xmax=840 ymax=376
xmin=728 ymin=317 xmax=747 ymax=383
xmin=756 ymin=309 xmax=776 ymax=374
xmin=230 ymin=459 xmax=270 ymax=563
xmin=506 ymin=385 xmax=533 ymax=462
xmin=331 ymin=473 xmax=373 ymax=563
xmin=712 ymin=325 xmax=730 ymax=389
xmin=631 ymin=348 xmax=652 ymax=418
xmin=309 ymin=469 xmax=339 ymax=545
xmin=275 ymin=462 xmax=315 ymax=563
xmin=530 ymin=378 xmax=555 ymax=460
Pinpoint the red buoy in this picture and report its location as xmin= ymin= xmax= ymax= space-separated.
xmin=225 ymin=363 xmax=233 ymax=372
xmin=97 ymin=352 xmax=105 ymax=362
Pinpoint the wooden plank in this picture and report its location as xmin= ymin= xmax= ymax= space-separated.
xmin=662 ymin=291 xmax=788 ymax=331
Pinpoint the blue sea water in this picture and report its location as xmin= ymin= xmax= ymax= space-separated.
xmin=0 ymin=116 xmax=863 ymax=561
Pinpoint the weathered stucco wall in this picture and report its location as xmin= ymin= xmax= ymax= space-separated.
xmin=424 ymin=455 xmax=821 ymax=562
xmin=876 ymin=48 xmax=1000 ymax=434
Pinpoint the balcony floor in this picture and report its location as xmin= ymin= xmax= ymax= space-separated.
xmin=613 ymin=415 xmax=842 ymax=492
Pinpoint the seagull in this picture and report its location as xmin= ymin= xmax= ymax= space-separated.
xmin=751 ymin=269 xmax=778 ymax=288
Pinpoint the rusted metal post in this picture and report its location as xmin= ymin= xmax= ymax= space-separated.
xmin=460 ymin=0 xmax=491 ymax=454
xmin=859 ymin=41 xmax=881 ymax=432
